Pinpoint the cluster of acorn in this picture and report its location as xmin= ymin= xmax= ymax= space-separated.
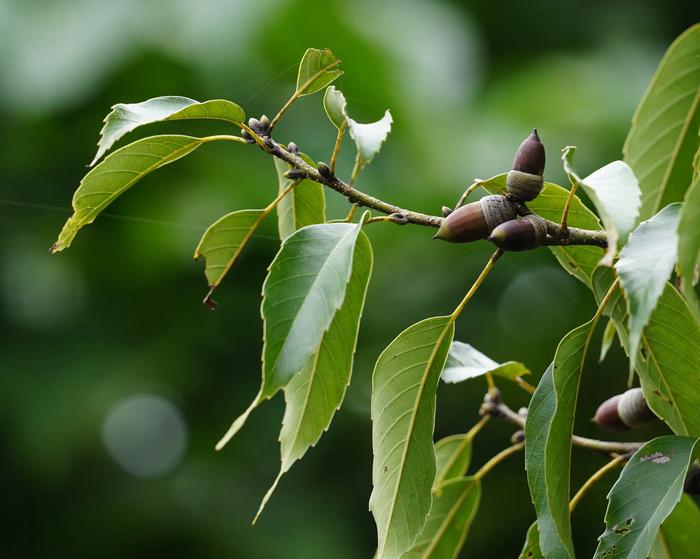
xmin=435 ymin=130 xmax=549 ymax=251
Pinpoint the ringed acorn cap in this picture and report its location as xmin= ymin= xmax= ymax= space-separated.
xmin=434 ymin=195 xmax=516 ymax=243
xmin=513 ymin=129 xmax=545 ymax=176
xmin=488 ymin=214 xmax=548 ymax=251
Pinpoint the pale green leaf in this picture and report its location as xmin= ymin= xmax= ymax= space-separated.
xmin=526 ymin=316 xmax=601 ymax=559
xmin=599 ymin=318 xmax=618 ymax=362
xmin=262 ymin=221 xmax=364 ymax=398
xmin=650 ymin=495 xmax=700 ymax=558
xmin=592 ymin=267 xmax=700 ymax=438
xmin=479 ymin=174 xmax=604 ymax=287
xmin=370 ymin=316 xmax=455 ymax=559
xmin=194 ymin=209 xmax=265 ymax=298
xmin=594 ymin=435 xmax=699 ymax=559
xmin=402 ymin=478 xmax=481 ymax=559
xmin=615 ymin=203 xmax=682 ymax=370
xmin=562 ymin=148 xmax=641 ymax=265
xmin=323 ymin=85 xmax=347 ymax=129
xmin=52 ymin=135 xmax=205 ymax=253
xmin=296 ymin=48 xmax=343 ymax=97
xmin=254 ymin=232 xmax=373 ymax=520
xmin=623 ymin=24 xmax=700 ymax=220
xmin=519 ymin=522 xmax=544 ymax=559
xmin=677 ymin=173 xmax=700 ymax=317
xmin=441 ymin=341 xmax=529 ymax=383
xmin=273 ymin=156 xmax=326 ymax=240
xmin=434 ymin=434 xmax=472 ymax=487
xmin=92 ymin=96 xmax=245 ymax=164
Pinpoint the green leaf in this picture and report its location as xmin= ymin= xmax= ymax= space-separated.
xmin=599 ymin=318 xmax=618 ymax=362
xmin=370 ymin=316 xmax=455 ymax=559
xmin=479 ymin=174 xmax=604 ymax=287
xmin=594 ymin=435 xmax=699 ymax=559
xmin=615 ymin=203 xmax=682 ymax=370
xmin=254 ymin=232 xmax=373 ymax=519
xmin=402 ymin=478 xmax=481 ymax=559
xmin=526 ymin=315 xmax=602 ymax=559
xmin=434 ymin=434 xmax=473 ymax=487
xmin=623 ymin=24 xmax=700 ymax=220
xmin=51 ymin=135 xmax=206 ymax=253
xmin=519 ymin=522 xmax=544 ymax=559
xmin=650 ymin=495 xmax=700 ymax=558
xmin=677 ymin=173 xmax=700 ymax=318
xmin=322 ymin=86 xmax=393 ymax=170
xmin=441 ymin=341 xmax=530 ymax=383
xmin=92 ymin=96 xmax=245 ymax=164
xmin=273 ymin=156 xmax=326 ymax=240
xmin=592 ymin=268 xmax=700 ymax=438
xmin=295 ymin=48 xmax=343 ymax=97
xmin=193 ymin=209 xmax=265 ymax=299
xmin=261 ymin=221 xmax=364 ymax=398
xmin=562 ymin=148 xmax=641 ymax=265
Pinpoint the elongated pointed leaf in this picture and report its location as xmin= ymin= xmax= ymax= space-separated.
xmin=623 ymin=24 xmax=700 ymax=220
xmin=594 ymin=436 xmax=699 ymax=559
xmin=677 ymin=173 xmax=700 ymax=317
xmin=273 ymin=156 xmax=325 ymax=240
xmin=52 ymin=135 xmax=205 ymax=253
xmin=403 ymin=478 xmax=481 ymax=559
xmin=519 ymin=522 xmax=544 ymax=559
xmin=296 ymin=48 xmax=343 ymax=97
xmin=91 ymin=97 xmax=245 ymax=165
xmin=262 ymin=221 xmax=364 ymax=397
xmin=650 ymin=495 xmax=700 ymax=558
xmin=194 ymin=209 xmax=265 ymax=295
xmin=441 ymin=341 xmax=529 ymax=383
xmin=479 ymin=174 xmax=604 ymax=287
xmin=562 ymin=148 xmax=641 ymax=265
xmin=592 ymin=267 xmax=700 ymax=438
xmin=254 ymin=232 xmax=373 ymax=518
xmin=615 ymin=203 xmax=682 ymax=369
xmin=322 ymin=86 xmax=393 ymax=170
xmin=434 ymin=434 xmax=473 ymax=487
xmin=370 ymin=316 xmax=455 ymax=559
xmin=526 ymin=314 xmax=602 ymax=559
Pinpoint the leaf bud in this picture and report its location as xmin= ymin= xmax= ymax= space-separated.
xmin=433 ymin=195 xmax=516 ymax=243
xmin=593 ymin=388 xmax=656 ymax=431
xmin=441 ymin=206 xmax=453 ymax=217
xmin=287 ymin=142 xmax=299 ymax=154
xmin=259 ymin=114 xmax=271 ymax=130
xmin=488 ymin=215 xmax=548 ymax=251
xmin=284 ymin=169 xmax=306 ymax=180
xmin=317 ymin=162 xmax=332 ymax=178
xmin=248 ymin=117 xmax=262 ymax=134
xmin=511 ymin=430 xmax=525 ymax=444
xmin=240 ymin=129 xmax=255 ymax=143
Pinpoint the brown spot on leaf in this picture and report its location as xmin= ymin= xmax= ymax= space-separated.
xmin=640 ymin=452 xmax=670 ymax=464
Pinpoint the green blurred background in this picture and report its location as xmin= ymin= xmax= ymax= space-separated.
xmin=1 ymin=1 xmax=697 ymax=557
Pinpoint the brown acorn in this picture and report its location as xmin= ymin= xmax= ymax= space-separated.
xmin=488 ymin=214 xmax=548 ymax=251
xmin=434 ymin=195 xmax=517 ymax=243
xmin=593 ymin=388 xmax=656 ymax=431
xmin=507 ymin=129 xmax=546 ymax=202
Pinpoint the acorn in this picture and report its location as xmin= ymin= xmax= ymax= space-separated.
xmin=593 ymin=388 xmax=656 ymax=431
xmin=488 ymin=214 xmax=548 ymax=251
xmin=434 ymin=195 xmax=517 ymax=243
xmin=507 ymin=129 xmax=545 ymax=202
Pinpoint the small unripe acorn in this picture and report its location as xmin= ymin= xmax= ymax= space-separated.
xmin=593 ymin=388 xmax=656 ymax=431
xmin=248 ymin=117 xmax=262 ymax=134
xmin=507 ymin=129 xmax=546 ymax=202
xmin=259 ymin=114 xmax=271 ymax=130
xmin=489 ymin=214 xmax=548 ymax=251
xmin=434 ymin=195 xmax=517 ymax=243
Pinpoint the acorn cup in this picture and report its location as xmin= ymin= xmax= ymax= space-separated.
xmin=434 ymin=195 xmax=517 ymax=243
xmin=489 ymin=214 xmax=548 ymax=251
xmin=593 ymin=388 xmax=657 ymax=431
xmin=507 ymin=129 xmax=546 ymax=202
